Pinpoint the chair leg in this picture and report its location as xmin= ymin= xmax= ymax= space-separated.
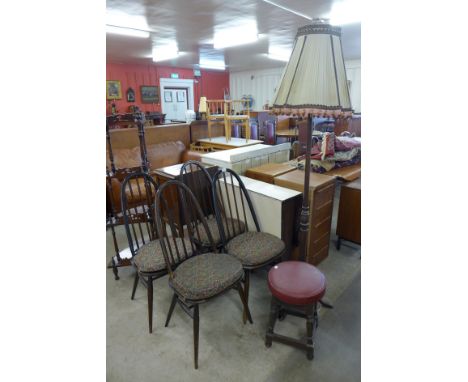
xmin=265 ymin=297 xmax=279 ymax=348
xmin=242 ymin=270 xmax=250 ymax=324
xmin=237 ymin=283 xmax=253 ymax=324
xmin=131 ymin=272 xmax=139 ymax=300
xmin=147 ymin=276 xmax=153 ymax=334
xmin=193 ymin=304 xmax=199 ymax=369
xmin=165 ymin=293 xmax=178 ymax=327
xmin=305 ymin=304 xmax=315 ymax=360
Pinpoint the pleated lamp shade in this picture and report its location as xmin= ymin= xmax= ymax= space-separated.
xmin=272 ymin=20 xmax=353 ymax=118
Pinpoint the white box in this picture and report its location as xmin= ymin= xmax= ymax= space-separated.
xmin=201 ymin=143 xmax=291 ymax=175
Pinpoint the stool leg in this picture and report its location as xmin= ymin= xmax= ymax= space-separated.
xmin=265 ymin=297 xmax=279 ymax=348
xmin=305 ymin=303 xmax=315 ymax=360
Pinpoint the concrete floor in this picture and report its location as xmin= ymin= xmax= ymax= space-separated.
xmin=106 ymin=185 xmax=361 ymax=381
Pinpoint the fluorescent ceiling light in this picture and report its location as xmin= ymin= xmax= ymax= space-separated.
xmin=199 ymin=58 xmax=225 ymax=70
xmin=328 ymin=0 xmax=361 ymax=25
xmin=199 ymin=45 xmax=225 ymax=70
xmin=199 ymin=64 xmax=226 ymax=71
xmin=261 ymin=0 xmax=312 ymax=20
xmin=106 ymin=25 xmax=149 ymax=38
xmin=153 ymin=43 xmax=179 ymax=62
xmin=213 ymin=20 xmax=258 ymax=49
xmin=106 ymin=10 xmax=149 ymax=30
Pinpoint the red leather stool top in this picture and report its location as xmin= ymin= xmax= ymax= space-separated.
xmin=268 ymin=261 xmax=326 ymax=306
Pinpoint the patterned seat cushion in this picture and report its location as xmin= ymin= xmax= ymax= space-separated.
xmin=226 ymin=231 xmax=286 ymax=267
xmin=133 ymin=237 xmax=193 ymax=273
xmin=197 ymin=216 xmax=245 ymax=246
xmin=169 ymin=253 xmax=244 ymax=301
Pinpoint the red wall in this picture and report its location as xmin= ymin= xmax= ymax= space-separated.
xmin=106 ymin=62 xmax=229 ymax=115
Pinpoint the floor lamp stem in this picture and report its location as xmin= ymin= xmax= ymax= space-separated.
xmin=298 ymin=114 xmax=314 ymax=262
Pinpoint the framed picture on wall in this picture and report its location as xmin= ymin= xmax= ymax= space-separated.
xmin=176 ymin=90 xmax=186 ymax=102
xmin=140 ymin=85 xmax=160 ymax=103
xmin=126 ymin=87 xmax=135 ymax=102
xmin=164 ymin=91 xmax=172 ymax=102
xmin=106 ymin=80 xmax=122 ymax=100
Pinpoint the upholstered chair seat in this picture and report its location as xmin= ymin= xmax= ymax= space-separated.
xmin=169 ymin=253 xmax=244 ymax=301
xmin=226 ymin=231 xmax=286 ymax=267
xmin=133 ymin=237 xmax=192 ymax=273
xmin=197 ymin=217 xmax=245 ymax=246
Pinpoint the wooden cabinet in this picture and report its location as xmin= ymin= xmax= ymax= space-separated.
xmin=336 ymin=178 xmax=361 ymax=247
xmin=274 ymin=170 xmax=335 ymax=265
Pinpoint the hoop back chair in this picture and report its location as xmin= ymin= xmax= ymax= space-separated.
xmin=154 ymin=180 xmax=252 ymax=369
xmin=212 ymin=168 xmax=286 ymax=323
xmin=179 ymin=161 xmax=245 ymax=249
xmin=121 ymin=172 xmax=168 ymax=334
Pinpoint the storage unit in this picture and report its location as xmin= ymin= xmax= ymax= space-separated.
xmin=274 ymin=170 xmax=335 ymax=265
xmin=201 ymin=143 xmax=291 ymax=175
xmin=336 ymin=178 xmax=361 ymax=248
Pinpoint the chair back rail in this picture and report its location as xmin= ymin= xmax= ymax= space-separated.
xmin=121 ymin=172 xmax=160 ymax=257
xmin=179 ymin=161 xmax=216 ymax=219
xmin=155 ymin=180 xmax=216 ymax=277
xmin=212 ymin=168 xmax=261 ymax=248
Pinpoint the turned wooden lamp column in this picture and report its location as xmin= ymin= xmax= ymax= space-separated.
xmin=271 ymin=19 xmax=353 ymax=262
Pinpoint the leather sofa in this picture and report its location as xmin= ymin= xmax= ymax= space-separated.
xmin=107 ymin=140 xmax=202 ymax=214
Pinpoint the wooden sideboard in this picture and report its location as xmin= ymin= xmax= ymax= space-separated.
xmin=274 ymin=170 xmax=335 ymax=265
xmin=245 ymin=162 xmax=296 ymax=184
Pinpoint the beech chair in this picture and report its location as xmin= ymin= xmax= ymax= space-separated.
xmin=179 ymin=160 xmax=245 ymax=249
xmin=120 ymin=172 xmax=168 ymax=334
xmin=212 ymin=168 xmax=286 ymax=323
xmin=155 ymin=180 xmax=252 ymax=369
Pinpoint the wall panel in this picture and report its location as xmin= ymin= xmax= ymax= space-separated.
xmin=106 ymin=62 xmax=229 ymax=115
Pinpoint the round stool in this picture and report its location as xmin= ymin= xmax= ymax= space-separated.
xmin=265 ymin=261 xmax=326 ymax=360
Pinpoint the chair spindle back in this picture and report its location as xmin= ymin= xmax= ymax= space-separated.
xmin=121 ymin=172 xmax=159 ymax=257
xmin=212 ymin=168 xmax=261 ymax=247
xmin=155 ymin=180 xmax=217 ymax=276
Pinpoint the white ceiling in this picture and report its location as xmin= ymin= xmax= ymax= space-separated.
xmin=106 ymin=0 xmax=361 ymax=72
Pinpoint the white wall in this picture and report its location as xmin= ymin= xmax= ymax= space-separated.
xmin=345 ymin=59 xmax=361 ymax=113
xmin=229 ymin=59 xmax=361 ymax=113
xmin=229 ymin=67 xmax=284 ymax=111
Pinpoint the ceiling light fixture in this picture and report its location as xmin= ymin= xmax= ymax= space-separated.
xmin=152 ymin=43 xmax=179 ymax=62
xmin=106 ymin=25 xmax=150 ymax=38
xmin=261 ymin=0 xmax=312 ymax=20
xmin=199 ymin=58 xmax=226 ymax=71
xmin=213 ymin=20 xmax=258 ymax=49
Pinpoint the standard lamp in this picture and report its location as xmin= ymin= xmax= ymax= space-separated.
xmin=272 ymin=19 xmax=353 ymax=262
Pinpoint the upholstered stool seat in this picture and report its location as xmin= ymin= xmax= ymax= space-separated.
xmin=268 ymin=261 xmax=326 ymax=306
xmin=265 ymin=261 xmax=327 ymax=360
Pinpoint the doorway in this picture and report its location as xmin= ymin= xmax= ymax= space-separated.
xmin=159 ymin=78 xmax=194 ymax=123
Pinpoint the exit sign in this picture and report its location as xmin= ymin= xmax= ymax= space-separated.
xmin=171 ymin=73 xmax=179 ymax=79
